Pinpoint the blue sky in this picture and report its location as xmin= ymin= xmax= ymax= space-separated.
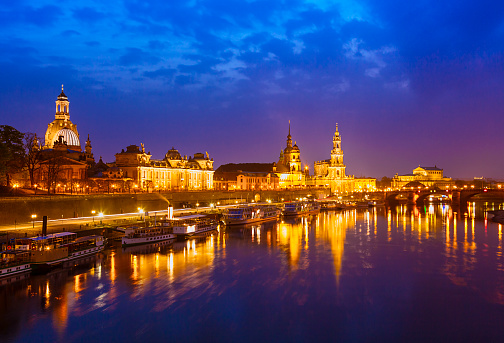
xmin=1 ymin=0 xmax=503 ymax=179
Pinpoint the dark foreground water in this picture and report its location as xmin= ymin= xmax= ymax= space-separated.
xmin=2 ymin=203 xmax=504 ymax=343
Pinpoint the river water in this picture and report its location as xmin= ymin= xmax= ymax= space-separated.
xmin=2 ymin=203 xmax=504 ymax=342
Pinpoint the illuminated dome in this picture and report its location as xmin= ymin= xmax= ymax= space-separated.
xmin=165 ymin=147 xmax=182 ymax=160
xmin=55 ymin=128 xmax=80 ymax=147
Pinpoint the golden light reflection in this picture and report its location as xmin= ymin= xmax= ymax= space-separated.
xmin=45 ymin=280 xmax=51 ymax=309
xmin=110 ymin=252 xmax=116 ymax=283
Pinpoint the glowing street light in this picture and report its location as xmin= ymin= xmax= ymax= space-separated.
xmin=31 ymin=214 xmax=37 ymax=229
xmin=91 ymin=210 xmax=96 ymax=224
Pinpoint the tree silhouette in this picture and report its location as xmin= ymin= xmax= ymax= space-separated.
xmin=0 ymin=125 xmax=25 ymax=187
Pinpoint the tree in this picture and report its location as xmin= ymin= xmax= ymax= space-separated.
xmin=23 ymin=132 xmax=43 ymax=187
xmin=41 ymin=152 xmax=66 ymax=194
xmin=376 ymin=176 xmax=392 ymax=189
xmin=0 ymin=125 xmax=25 ymax=187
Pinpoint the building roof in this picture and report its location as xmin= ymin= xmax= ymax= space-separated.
xmin=216 ymin=163 xmax=275 ymax=173
xmin=418 ymin=166 xmax=442 ymax=171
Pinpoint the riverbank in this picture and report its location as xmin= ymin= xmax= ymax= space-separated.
xmin=0 ymin=189 xmax=329 ymax=228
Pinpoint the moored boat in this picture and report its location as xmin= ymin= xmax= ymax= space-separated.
xmin=121 ymin=225 xmax=175 ymax=247
xmin=172 ymin=215 xmax=219 ymax=238
xmin=319 ymin=201 xmax=344 ymax=211
xmin=0 ymin=250 xmax=31 ymax=278
xmin=282 ymin=201 xmax=321 ymax=216
xmin=224 ymin=205 xmax=280 ymax=226
xmin=14 ymin=232 xmax=105 ymax=272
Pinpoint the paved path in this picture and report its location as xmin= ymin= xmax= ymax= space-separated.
xmin=0 ymin=204 xmax=254 ymax=238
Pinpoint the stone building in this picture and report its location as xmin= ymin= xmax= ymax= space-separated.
xmin=112 ymin=144 xmax=214 ymax=191
xmin=213 ymin=163 xmax=279 ymax=191
xmin=392 ymin=166 xmax=453 ymax=189
xmin=276 ymin=122 xmax=306 ymax=187
xmin=34 ymin=86 xmax=95 ymax=192
xmin=312 ymin=124 xmax=375 ymax=193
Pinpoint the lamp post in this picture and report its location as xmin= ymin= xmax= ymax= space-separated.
xmin=91 ymin=210 xmax=96 ymax=225
xmin=31 ymin=214 xmax=37 ymax=229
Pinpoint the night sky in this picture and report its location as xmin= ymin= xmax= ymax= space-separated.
xmin=1 ymin=1 xmax=503 ymax=179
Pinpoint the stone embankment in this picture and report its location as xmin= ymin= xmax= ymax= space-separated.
xmin=0 ymin=189 xmax=328 ymax=229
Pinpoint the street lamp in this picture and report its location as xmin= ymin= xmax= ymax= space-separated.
xmin=31 ymin=214 xmax=37 ymax=229
xmin=91 ymin=210 xmax=96 ymax=224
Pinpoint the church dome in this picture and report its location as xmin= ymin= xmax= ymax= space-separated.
xmin=165 ymin=147 xmax=182 ymax=160
xmin=56 ymin=128 xmax=80 ymax=147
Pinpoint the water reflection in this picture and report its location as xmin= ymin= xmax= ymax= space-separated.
xmin=2 ymin=204 xmax=504 ymax=342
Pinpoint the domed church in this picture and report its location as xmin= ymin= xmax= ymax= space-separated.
xmin=44 ymin=85 xmax=81 ymax=151
xmin=34 ymin=86 xmax=95 ymax=192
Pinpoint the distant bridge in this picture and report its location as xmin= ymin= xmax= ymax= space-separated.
xmin=382 ymin=189 xmax=504 ymax=207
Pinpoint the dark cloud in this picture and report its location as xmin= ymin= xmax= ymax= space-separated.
xmin=179 ymin=56 xmax=222 ymax=74
xmin=85 ymin=41 xmax=101 ymax=47
xmin=143 ymin=68 xmax=177 ymax=80
xmin=118 ymin=48 xmax=161 ymax=66
xmin=0 ymin=4 xmax=62 ymax=27
xmin=73 ymin=7 xmax=106 ymax=23
xmin=147 ymin=40 xmax=165 ymax=50
xmin=61 ymin=30 xmax=81 ymax=37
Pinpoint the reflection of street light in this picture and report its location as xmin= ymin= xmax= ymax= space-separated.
xmin=31 ymin=214 xmax=37 ymax=229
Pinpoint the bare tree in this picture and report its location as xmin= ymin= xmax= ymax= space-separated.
xmin=42 ymin=153 xmax=65 ymax=194
xmin=23 ymin=132 xmax=42 ymax=187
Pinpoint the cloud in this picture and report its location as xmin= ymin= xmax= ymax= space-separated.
xmin=85 ymin=41 xmax=101 ymax=47
xmin=143 ymin=67 xmax=177 ymax=80
xmin=118 ymin=48 xmax=161 ymax=66
xmin=73 ymin=7 xmax=106 ymax=23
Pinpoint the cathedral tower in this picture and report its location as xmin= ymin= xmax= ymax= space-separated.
xmin=329 ymin=123 xmax=346 ymax=179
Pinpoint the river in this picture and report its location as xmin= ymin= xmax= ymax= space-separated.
xmin=1 ymin=202 xmax=504 ymax=342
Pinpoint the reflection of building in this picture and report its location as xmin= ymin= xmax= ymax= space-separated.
xmin=113 ymin=144 xmax=214 ymax=191
xmin=392 ymin=166 xmax=453 ymax=189
xmin=312 ymin=124 xmax=375 ymax=193
xmin=276 ymin=122 xmax=306 ymax=187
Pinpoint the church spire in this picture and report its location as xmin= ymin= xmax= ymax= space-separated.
xmin=286 ymin=120 xmax=292 ymax=148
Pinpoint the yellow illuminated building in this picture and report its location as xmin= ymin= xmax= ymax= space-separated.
xmin=276 ymin=121 xmax=306 ymax=188
xmin=114 ymin=145 xmax=214 ymax=191
xmin=312 ymin=124 xmax=375 ymax=193
xmin=392 ymin=166 xmax=453 ymax=189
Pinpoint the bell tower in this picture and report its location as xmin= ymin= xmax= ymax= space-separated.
xmin=329 ymin=123 xmax=346 ymax=179
xmin=55 ymin=84 xmax=70 ymax=120
xmin=44 ymin=85 xmax=80 ymax=150
xmin=286 ymin=120 xmax=292 ymax=148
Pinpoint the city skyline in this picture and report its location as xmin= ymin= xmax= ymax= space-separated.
xmin=1 ymin=1 xmax=503 ymax=179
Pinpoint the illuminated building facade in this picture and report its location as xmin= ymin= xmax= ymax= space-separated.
xmin=113 ymin=145 xmax=214 ymax=191
xmin=276 ymin=122 xmax=306 ymax=187
xmin=213 ymin=163 xmax=279 ymax=190
xmin=312 ymin=124 xmax=375 ymax=193
xmin=33 ymin=87 xmax=95 ymax=191
xmin=392 ymin=166 xmax=453 ymax=189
